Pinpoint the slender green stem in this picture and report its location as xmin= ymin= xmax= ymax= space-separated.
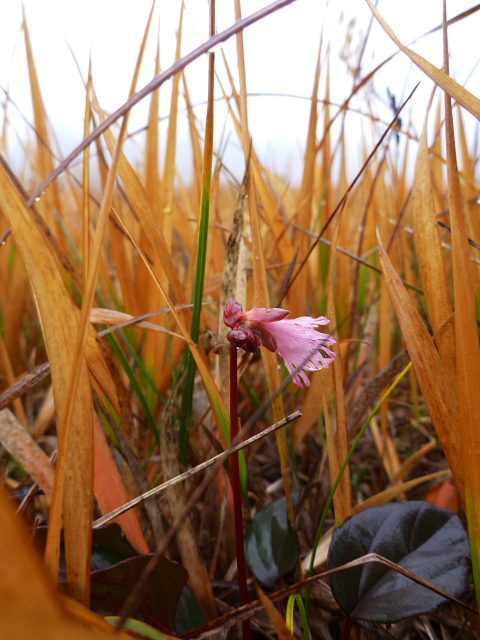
xmin=304 ymin=361 xmax=413 ymax=614
xmin=179 ymin=176 xmax=213 ymax=464
xmin=230 ymin=344 xmax=252 ymax=640
xmin=179 ymin=2 xmax=216 ymax=466
xmin=286 ymin=593 xmax=310 ymax=640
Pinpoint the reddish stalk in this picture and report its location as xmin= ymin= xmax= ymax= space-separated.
xmin=230 ymin=344 xmax=252 ymax=640
xmin=339 ymin=617 xmax=354 ymax=640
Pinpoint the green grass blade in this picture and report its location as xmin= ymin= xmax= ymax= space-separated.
xmin=286 ymin=593 xmax=310 ymax=640
xmin=179 ymin=45 xmax=216 ymax=465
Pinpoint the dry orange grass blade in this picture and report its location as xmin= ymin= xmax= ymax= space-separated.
xmin=137 ymin=37 xmax=162 ymax=335
xmin=100 ymin=121 xmax=190 ymax=393
xmin=430 ymin=101 xmax=446 ymax=212
xmin=375 ymin=161 xmax=403 ymax=479
xmin=293 ymin=368 xmax=332 ymax=448
xmin=93 ymin=415 xmax=149 ymax=555
xmin=46 ymin=2 xmax=156 ymax=602
xmin=364 ymin=0 xmax=480 ymax=121
xmin=107 ymin=212 xmax=140 ymax=317
xmin=22 ymin=12 xmax=62 ymax=232
xmin=321 ymin=62 xmax=332 ymax=229
xmin=142 ymin=7 xmax=185 ymax=387
xmin=456 ymin=107 xmax=480 ymax=245
xmin=390 ymin=438 xmax=438 ymax=485
xmin=0 ymin=408 xmax=55 ymax=496
xmin=90 ymin=308 xmax=184 ymax=339
xmin=0 ymin=332 xmax=27 ymax=428
xmin=101 ymin=126 xmax=190 ymax=314
xmin=182 ymin=73 xmax=203 ymax=206
xmin=362 ymin=468 xmax=453 ymax=505
xmin=234 ymin=0 xmax=249 ymax=145
xmin=83 ymin=325 xmax=123 ymax=417
xmin=33 ymin=387 xmax=55 ymax=439
xmin=291 ymin=43 xmax=322 ymax=319
xmin=376 ymin=231 xmax=464 ymax=499
xmin=412 ymin=89 xmax=456 ymax=387
xmin=111 ymin=210 xmax=230 ymax=440
xmin=326 ymin=212 xmax=352 ymax=525
xmin=55 ymin=0 xmax=157 ymax=416
xmin=2 ymin=247 xmax=32 ymax=387
xmin=162 ymin=3 xmax=183 ymax=252
xmin=322 ymin=384 xmax=341 ymax=506
xmin=82 ymin=59 xmax=93 ymax=277
xmin=441 ymin=3 xmax=480 ymax=608
xmin=0 ymin=165 xmax=95 ymax=604
xmin=255 ymin=583 xmax=297 ymax=640
xmin=217 ymin=55 xmax=295 ymax=270
xmin=145 ymin=41 xmax=161 ymax=209
xmin=0 ymin=484 xmax=132 ymax=640
xmin=369 ymin=415 xmax=401 ymax=482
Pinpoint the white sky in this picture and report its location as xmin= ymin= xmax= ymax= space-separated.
xmin=1 ymin=0 xmax=479 ymax=185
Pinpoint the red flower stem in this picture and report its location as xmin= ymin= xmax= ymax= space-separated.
xmin=230 ymin=344 xmax=252 ymax=640
xmin=339 ymin=617 xmax=354 ymax=640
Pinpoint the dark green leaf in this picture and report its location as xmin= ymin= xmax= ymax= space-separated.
xmin=245 ymin=495 xmax=299 ymax=589
xmin=327 ymin=501 xmax=471 ymax=623
xmin=91 ymin=523 xmax=137 ymax=571
xmin=175 ymin=585 xmax=208 ymax=636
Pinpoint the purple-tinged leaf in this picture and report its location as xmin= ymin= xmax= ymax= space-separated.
xmin=90 ymin=554 xmax=188 ymax=635
xmin=91 ymin=522 xmax=137 ymax=571
xmin=327 ymin=501 xmax=471 ymax=623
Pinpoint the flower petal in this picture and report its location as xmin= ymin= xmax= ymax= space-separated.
xmin=223 ymin=301 xmax=336 ymax=387
xmin=266 ymin=319 xmax=336 ymax=387
xmin=245 ymin=307 xmax=290 ymax=323
xmin=245 ymin=320 xmax=278 ymax=352
xmin=224 ymin=299 xmax=246 ymax=328
xmin=226 ymin=327 xmax=261 ymax=353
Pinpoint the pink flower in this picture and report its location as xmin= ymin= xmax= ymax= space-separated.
xmin=224 ymin=299 xmax=336 ymax=387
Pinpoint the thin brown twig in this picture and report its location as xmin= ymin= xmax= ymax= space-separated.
xmin=94 ymin=410 xmax=301 ymax=528
xmin=181 ymin=553 xmax=476 ymax=639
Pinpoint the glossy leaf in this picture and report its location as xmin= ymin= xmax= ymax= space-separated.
xmin=90 ymin=523 xmax=137 ymax=572
xmin=245 ymin=495 xmax=299 ymax=589
xmin=328 ymin=502 xmax=471 ymax=623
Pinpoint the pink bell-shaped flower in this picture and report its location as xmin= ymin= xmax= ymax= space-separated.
xmin=224 ymin=299 xmax=336 ymax=387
